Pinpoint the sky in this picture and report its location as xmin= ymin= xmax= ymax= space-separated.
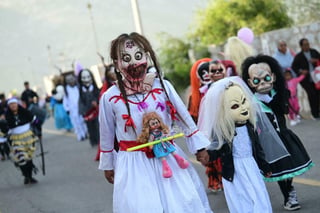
xmin=0 ymin=0 xmax=208 ymax=97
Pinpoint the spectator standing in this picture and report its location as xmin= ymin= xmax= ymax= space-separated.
xmin=21 ymin=81 xmax=38 ymax=108
xmin=292 ymin=38 xmax=320 ymax=118
xmin=273 ymin=40 xmax=296 ymax=76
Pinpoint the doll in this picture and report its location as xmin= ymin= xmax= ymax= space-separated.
xmin=137 ymin=112 xmax=189 ymax=178
xmin=241 ymin=54 xmax=313 ymax=211
xmin=198 ymin=77 xmax=274 ymax=213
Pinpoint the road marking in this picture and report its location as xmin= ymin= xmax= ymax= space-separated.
xmin=43 ymin=128 xmax=76 ymax=138
xmin=293 ymin=177 xmax=320 ymax=187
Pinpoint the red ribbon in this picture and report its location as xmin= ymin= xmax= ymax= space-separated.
xmin=122 ymin=114 xmax=136 ymax=132
xmin=150 ymin=88 xmax=163 ymax=100
xmin=166 ymin=101 xmax=178 ymax=121
xmin=109 ymin=95 xmax=125 ymax=103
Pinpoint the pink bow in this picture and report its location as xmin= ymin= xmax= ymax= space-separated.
xmin=156 ymin=102 xmax=166 ymax=111
xmin=137 ymin=101 xmax=149 ymax=112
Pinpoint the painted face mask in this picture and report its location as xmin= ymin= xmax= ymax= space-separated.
xmin=197 ymin=62 xmax=211 ymax=85
xmin=119 ymin=39 xmax=148 ymax=83
xmin=247 ymin=63 xmax=275 ymax=94
xmin=209 ymin=62 xmax=226 ymax=82
xmin=225 ymin=85 xmax=250 ymax=124
xmin=81 ymin=70 xmax=93 ymax=87
xmin=65 ymin=74 xmax=76 ymax=86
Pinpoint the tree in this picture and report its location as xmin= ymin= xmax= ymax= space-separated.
xmin=157 ymin=33 xmax=210 ymax=93
xmin=283 ymin=0 xmax=320 ymax=24
xmin=190 ymin=0 xmax=293 ymax=45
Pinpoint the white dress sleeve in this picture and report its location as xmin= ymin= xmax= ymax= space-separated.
xmin=98 ymin=92 xmax=117 ymax=170
xmin=164 ymin=80 xmax=210 ymax=154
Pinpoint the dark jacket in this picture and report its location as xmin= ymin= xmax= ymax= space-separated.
xmin=218 ymin=122 xmax=271 ymax=182
xmin=0 ymin=119 xmax=8 ymax=135
xmin=5 ymin=106 xmax=34 ymax=129
xmin=21 ymin=89 xmax=38 ymax=108
xmin=291 ymin=48 xmax=320 ymax=86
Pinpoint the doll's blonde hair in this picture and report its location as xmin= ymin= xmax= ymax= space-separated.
xmin=212 ymin=82 xmax=256 ymax=149
xmin=137 ymin=112 xmax=170 ymax=143
xmin=224 ymin=36 xmax=255 ymax=76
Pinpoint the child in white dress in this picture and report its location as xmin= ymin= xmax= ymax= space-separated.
xmin=198 ymin=77 xmax=274 ymax=213
xmin=98 ymin=32 xmax=213 ymax=213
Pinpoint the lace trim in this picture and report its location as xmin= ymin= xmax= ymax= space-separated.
xmin=263 ymin=162 xmax=314 ymax=182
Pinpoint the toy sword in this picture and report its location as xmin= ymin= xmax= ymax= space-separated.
xmin=127 ymin=133 xmax=184 ymax=151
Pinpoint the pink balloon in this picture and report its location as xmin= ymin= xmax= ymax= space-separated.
xmin=74 ymin=61 xmax=84 ymax=76
xmin=237 ymin=27 xmax=254 ymax=44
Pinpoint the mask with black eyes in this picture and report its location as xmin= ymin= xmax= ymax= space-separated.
xmin=247 ymin=63 xmax=276 ymax=94
xmin=197 ymin=62 xmax=211 ymax=85
xmin=225 ymin=84 xmax=251 ymax=124
xmin=119 ymin=39 xmax=148 ymax=83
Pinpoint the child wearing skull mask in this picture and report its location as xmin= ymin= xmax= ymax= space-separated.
xmin=197 ymin=77 xmax=293 ymax=213
xmin=78 ymin=69 xmax=100 ymax=147
xmin=63 ymin=72 xmax=88 ymax=141
xmin=241 ymin=54 xmax=313 ymax=211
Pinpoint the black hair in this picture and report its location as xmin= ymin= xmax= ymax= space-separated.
xmin=78 ymin=69 xmax=100 ymax=103
xmin=241 ymin=54 xmax=288 ymax=112
xmin=299 ymin=38 xmax=308 ymax=47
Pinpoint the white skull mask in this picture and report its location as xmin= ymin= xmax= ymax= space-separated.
xmin=197 ymin=62 xmax=211 ymax=85
xmin=225 ymin=85 xmax=250 ymax=124
xmin=247 ymin=63 xmax=275 ymax=94
xmin=81 ymin=70 xmax=93 ymax=87
xmin=118 ymin=39 xmax=148 ymax=83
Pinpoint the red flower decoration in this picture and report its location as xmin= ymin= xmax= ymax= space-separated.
xmin=150 ymin=88 xmax=163 ymax=100
xmin=166 ymin=101 xmax=178 ymax=121
xmin=122 ymin=114 xmax=136 ymax=132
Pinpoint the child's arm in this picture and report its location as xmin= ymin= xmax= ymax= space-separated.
xmin=295 ymin=74 xmax=306 ymax=83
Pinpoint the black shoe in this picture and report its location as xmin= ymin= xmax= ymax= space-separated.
xmin=284 ymin=200 xmax=301 ymax=211
xmin=29 ymin=177 xmax=38 ymax=184
xmin=24 ymin=177 xmax=30 ymax=185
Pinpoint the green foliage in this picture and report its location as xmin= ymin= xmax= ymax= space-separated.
xmin=156 ymin=0 xmax=293 ymax=92
xmin=283 ymin=0 xmax=320 ymax=24
xmin=190 ymin=0 xmax=293 ymax=45
xmin=157 ymin=33 xmax=210 ymax=93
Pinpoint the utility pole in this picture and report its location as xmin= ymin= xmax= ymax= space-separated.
xmin=87 ymin=3 xmax=100 ymax=52
xmin=47 ymin=45 xmax=54 ymax=74
xmin=130 ymin=0 xmax=144 ymax=35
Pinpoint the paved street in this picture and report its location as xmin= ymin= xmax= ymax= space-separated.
xmin=0 ymin=117 xmax=319 ymax=213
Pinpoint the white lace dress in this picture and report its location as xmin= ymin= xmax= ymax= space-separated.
xmin=98 ymin=79 xmax=213 ymax=213
xmin=222 ymin=125 xmax=272 ymax=213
